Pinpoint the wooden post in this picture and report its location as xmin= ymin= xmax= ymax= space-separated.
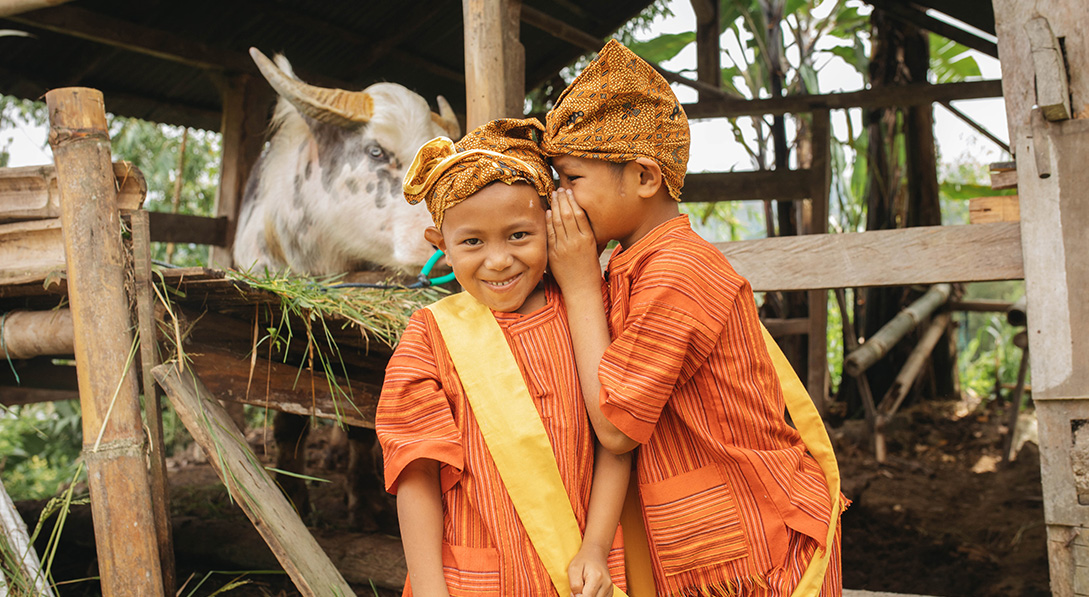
xmin=209 ymin=72 xmax=269 ymax=269
xmin=132 ymin=210 xmax=176 ymax=596
xmin=46 ymin=87 xmax=165 ymax=597
xmin=806 ymin=109 xmax=831 ymax=412
xmin=691 ymin=0 xmax=721 ymax=102
xmin=462 ymin=0 xmax=524 ymax=130
xmin=994 ymin=3 xmax=1089 ymax=594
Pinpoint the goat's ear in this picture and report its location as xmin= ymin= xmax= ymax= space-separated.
xmin=423 ymin=226 xmax=444 ymax=252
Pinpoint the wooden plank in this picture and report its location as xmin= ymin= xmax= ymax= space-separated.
xmin=147 ymin=212 xmax=228 ymax=245
xmin=0 ymin=386 xmax=79 ymax=406
xmin=683 ymin=79 xmax=1003 ymax=119
xmin=713 ymin=222 xmax=1024 ymax=291
xmin=762 ymin=317 xmax=809 ymax=338
xmin=187 ymin=346 xmax=377 ymax=428
xmin=866 ymin=0 xmax=998 ymax=57
xmin=0 ymin=161 xmax=146 ymax=223
xmin=48 ymin=86 xmax=164 ymax=597
xmin=1026 ymin=16 xmax=1073 ymax=121
xmin=0 ymin=218 xmax=65 ymax=285
xmin=152 ymin=362 xmax=356 ymax=597
xmin=462 ymin=0 xmax=524 ymax=130
xmin=682 ymin=169 xmax=811 ymax=203
xmin=969 ymin=196 xmax=1020 ymax=224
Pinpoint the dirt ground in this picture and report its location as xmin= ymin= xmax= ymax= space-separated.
xmin=22 ymin=397 xmax=1047 ymax=596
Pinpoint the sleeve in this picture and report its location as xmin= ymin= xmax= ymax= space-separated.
xmin=598 ymin=254 xmax=733 ymax=444
xmin=376 ymin=310 xmax=465 ymax=494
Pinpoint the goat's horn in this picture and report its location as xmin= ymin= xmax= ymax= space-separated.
xmin=249 ymin=47 xmax=373 ymax=128
xmin=432 ymin=95 xmax=461 ymax=139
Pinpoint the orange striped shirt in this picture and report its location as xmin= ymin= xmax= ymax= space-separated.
xmin=600 ymin=216 xmax=839 ymax=596
xmin=377 ymin=281 xmax=624 ymax=596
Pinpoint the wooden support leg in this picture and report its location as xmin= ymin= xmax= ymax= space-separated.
xmin=47 ymin=87 xmax=165 ymax=597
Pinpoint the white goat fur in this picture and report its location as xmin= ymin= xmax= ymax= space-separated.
xmin=232 ymin=56 xmax=446 ymax=275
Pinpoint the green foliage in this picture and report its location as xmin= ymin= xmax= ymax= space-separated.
xmin=957 ymin=282 xmax=1027 ymax=402
xmin=108 ymin=118 xmax=222 ymax=267
xmin=930 ymin=37 xmax=982 ymax=84
xmin=0 ymin=401 xmax=84 ymax=500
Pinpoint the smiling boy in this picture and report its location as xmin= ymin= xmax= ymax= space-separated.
xmin=376 ymin=118 xmax=630 ymax=597
xmin=543 ymin=40 xmax=845 ymax=597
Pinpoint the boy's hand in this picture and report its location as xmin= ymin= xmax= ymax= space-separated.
xmin=568 ymin=543 xmax=614 ymax=597
xmin=547 ymin=188 xmax=603 ymax=294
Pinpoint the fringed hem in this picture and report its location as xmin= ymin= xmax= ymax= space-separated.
xmin=657 ymin=560 xmax=786 ymax=596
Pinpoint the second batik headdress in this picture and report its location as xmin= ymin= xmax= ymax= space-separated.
xmin=404 ymin=118 xmax=555 ymax=228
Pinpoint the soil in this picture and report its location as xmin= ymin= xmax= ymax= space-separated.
xmin=20 ymin=399 xmax=1047 ymax=596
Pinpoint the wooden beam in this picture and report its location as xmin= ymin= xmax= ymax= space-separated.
xmin=969 ymin=195 xmax=1019 ymax=224
xmin=147 ymin=212 xmax=228 ymax=245
xmin=0 ymin=0 xmax=71 ymax=18
xmin=0 ymin=386 xmax=79 ymax=406
xmin=463 ymin=0 xmax=524 ymax=129
xmin=208 ymin=72 xmax=269 ymax=268
xmin=0 ymin=308 xmax=72 ymax=359
xmin=681 ymin=169 xmax=812 ymax=203
xmin=47 ymin=86 xmax=165 ymax=597
xmin=866 ymin=0 xmax=999 ymax=57
xmin=152 ymin=362 xmax=356 ymax=596
xmin=692 ymin=0 xmax=721 ymax=101
xmin=0 ymin=218 xmax=65 ymax=285
xmin=684 ymin=79 xmax=1003 ymax=119
xmin=7 ymin=5 xmax=254 ymax=73
xmin=714 ymin=222 xmax=1024 ymax=291
xmin=0 ymin=161 xmax=146 ymax=222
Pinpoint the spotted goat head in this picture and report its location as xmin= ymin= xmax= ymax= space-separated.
xmin=232 ymin=48 xmax=460 ymax=275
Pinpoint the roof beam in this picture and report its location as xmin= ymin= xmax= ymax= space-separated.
xmin=0 ymin=0 xmax=71 ymax=18
xmin=684 ymin=79 xmax=1002 ymax=118
xmin=867 ymin=0 xmax=998 ymax=57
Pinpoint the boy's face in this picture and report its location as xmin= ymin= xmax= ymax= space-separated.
xmin=424 ymin=182 xmax=548 ymax=314
xmin=551 ymin=154 xmax=639 ymax=247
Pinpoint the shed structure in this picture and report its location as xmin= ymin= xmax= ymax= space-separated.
xmin=0 ymin=0 xmax=1082 ymax=595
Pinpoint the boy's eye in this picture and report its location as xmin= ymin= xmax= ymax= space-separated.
xmin=511 ymin=231 xmax=529 ymax=240
xmin=462 ymin=238 xmax=482 ymax=246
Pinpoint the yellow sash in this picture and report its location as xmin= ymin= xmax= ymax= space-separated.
xmin=428 ymin=292 xmax=628 ymax=597
xmin=759 ymin=324 xmax=842 ymax=597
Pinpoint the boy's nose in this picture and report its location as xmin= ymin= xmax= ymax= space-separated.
xmin=484 ymin=248 xmax=514 ymax=270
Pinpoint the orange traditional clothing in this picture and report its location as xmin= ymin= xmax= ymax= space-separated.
xmin=377 ymin=281 xmax=625 ymax=596
xmin=599 ymin=216 xmax=843 ymax=596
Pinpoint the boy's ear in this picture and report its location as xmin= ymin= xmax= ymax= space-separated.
xmin=423 ymin=226 xmax=445 ymax=254
xmin=629 ymin=157 xmax=664 ymax=199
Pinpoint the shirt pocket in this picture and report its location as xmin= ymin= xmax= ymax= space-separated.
xmin=442 ymin=543 xmax=501 ymax=596
xmin=640 ymin=464 xmax=749 ymax=576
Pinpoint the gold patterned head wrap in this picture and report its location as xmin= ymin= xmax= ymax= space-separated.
xmin=542 ymin=39 xmax=689 ymax=201
xmin=403 ymin=117 xmax=554 ymax=228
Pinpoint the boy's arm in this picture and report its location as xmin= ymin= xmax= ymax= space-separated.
xmin=548 ymin=189 xmax=639 ymax=454
xmin=569 ymin=446 xmax=631 ymax=597
xmin=396 ymin=458 xmax=451 ymax=597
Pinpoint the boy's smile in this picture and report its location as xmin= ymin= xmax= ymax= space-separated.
xmin=425 ymin=182 xmax=548 ymax=315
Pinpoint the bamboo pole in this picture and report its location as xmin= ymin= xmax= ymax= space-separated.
xmin=876 ymin=312 xmax=953 ymax=424
xmin=0 ymin=476 xmax=55 ymax=596
xmin=0 ymin=309 xmax=73 ymax=359
xmin=462 ymin=0 xmax=524 ymax=130
xmin=132 ymin=209 xmax=176 ymax=596
xmin=46 ymin=87 xmax=165 ymax=597
xmin=843 ymin=283 xmax=952 ymax=377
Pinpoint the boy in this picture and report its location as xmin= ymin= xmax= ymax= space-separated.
xmin=542 ymin=40 xmax=845 ymax=596
xmin=376 ymin=118 xmax=630 ymax=597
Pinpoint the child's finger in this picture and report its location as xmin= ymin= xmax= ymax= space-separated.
xmin=568 ymin=561 xmax=585 ymax=596
xmin=550 ymin=190 xmax=570 ymax=238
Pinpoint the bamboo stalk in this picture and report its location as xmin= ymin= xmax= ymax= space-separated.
xmin=877 ymin=313 xmax=953 ymax=423
xmin=0 ymin=309 xmax=73 ymax=359
xmin=1004 ymin=332 xmax=1031 ymax=462
xmin=131 ymin=210 xmax=176 ymax=596
xmin=0 ymin=476 xmax=55 ymax=597
xmin=152 ymin=362 xmax=356 ymax=596
xmin=47 ymin=87 xmax=165 ymax=597
xmin=844 ymin=283 xmax=952 ymax=377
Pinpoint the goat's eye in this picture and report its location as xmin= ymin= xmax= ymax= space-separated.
xmin=366 ymin=144 xmax=387 ymax=161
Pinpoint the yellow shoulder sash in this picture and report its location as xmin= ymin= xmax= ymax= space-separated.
xmin=428 ymin=292 xmax=627 ymax=597
xmin=759 ymin=324 xmax=842 ymax=597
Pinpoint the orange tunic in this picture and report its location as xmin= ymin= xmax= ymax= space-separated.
xmin=378 ymin=282 xmax=624 ymax=596
xmin=599 ymin=216 xmax=842 ymax=596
